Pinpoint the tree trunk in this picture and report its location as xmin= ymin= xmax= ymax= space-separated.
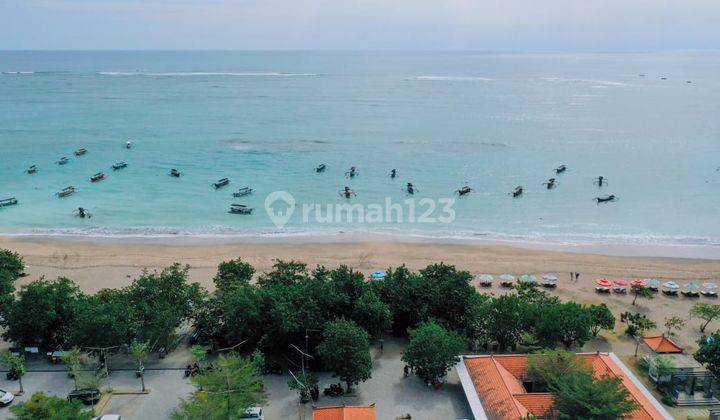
xmin=701 ymin=319 xmax=711 ymax=333
xmin=634 ymin=340 xmax=640 ymax=357
xmin=140 ymin=374 xmax=146 ymax=392
xmin=632 ymin=293 xmax=638 ymax=305
xmin=346 ymin=381 xmax=352 ymax=393
xmin=18 ymin=375 xmax=23 ymax=394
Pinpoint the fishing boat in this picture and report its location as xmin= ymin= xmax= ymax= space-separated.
xmin=112 ymin=162 xmax=127 ymax=170
xmin=57 ymin=186 xmax=75 ymax=198
xmin=90 ymin=172 xmax=106 ymax=182
xmin=315 ymin=164 xmax=326 ymax=173
xmin=74 ymin=148 xmax=87 ymax=156
xmin=170 ymin=168 xmax=181 ymax=178
xmin=456 ymin=186 xmax=472 ymax=196
xmin=213 ymin=178 xmax=230 ymax=189
xmin=233 ymin=187 xmax=253 ymax=198
xmin=229 ymin=204 xmax=253 ymax=214
xmin=512 ymin=186 xmax=523 ymax=197
xmin=0 ymin=197 xmax=18 ymax=207
xmin=56 ymin=157 xmax=69 ymax=165
xmin=126 ymin=141 xmax=132 ymax=149
xmin=595 ymin=194 xmax=616 ymax=203
xmin=555 ymin=164 xmax=567 ymax=174
xmin=26 ymin=165 xmax=38 ymax=174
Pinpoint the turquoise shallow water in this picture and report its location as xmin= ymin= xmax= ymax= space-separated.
xmin=1 ymin=51 xmax=719 ymax=245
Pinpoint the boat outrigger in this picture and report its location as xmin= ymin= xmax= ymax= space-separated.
xmin=229 ymin=204 xmax=253 ymax=214
xmin=543 ymin=178 xmax=556 ymax=189
xmin=340 ymin=186 xmax=356 ymax=198
xmin=90 ymin=172 xmax=106 ymax=182
xmin=233 ymin=187 xmax=253 ymax=197
xmin=213 ymin=178 xmax=230 ymax=189
xmin=170 ymin=168 xmax=181 ymax=178
xmin=456 ymin=185 xmax=472 ymax=196
xmin=56 ymin=157 xmax=69 ymax=165
xmin=512 ymin=186 xmax=523 ymax=197
xmin=0 ymin=198 xmax=18 ymax=207
xmin=345 ymin=166 xmax=358 ymax=178
xmin=74 ymin=148 xmax=87 ymax=156
xmin=595 ymin=194 xmax=617 ymax=203
xmin=112 ymin=162 xmax=127 ymax=170
xmin=26 ymin=165 xmax=38 ymax=174
xmin=315 ymin=164 xmax=326 ymax=173
xmin=555 ymin=165 xmax=567 ymax=174
xmin=57 ymin=186 xmax=75 ymax=198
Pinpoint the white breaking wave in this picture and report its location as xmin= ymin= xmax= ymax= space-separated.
xmin=1 ymin=71 xmax=35 ymax=75
xmin=414 ymin=76 xmax=494 ymax=82
xmin=97 ymin=71 xmax=318 ymax=77
xmin=540 ymin=77 xmax=628 ymax=87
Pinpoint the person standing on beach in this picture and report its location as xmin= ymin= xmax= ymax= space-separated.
xmin=576 ymin=272 xmax=580 ymax=282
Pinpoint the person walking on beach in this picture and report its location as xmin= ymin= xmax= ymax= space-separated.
xmin=575 ymin=272 xmax=580 ymax=282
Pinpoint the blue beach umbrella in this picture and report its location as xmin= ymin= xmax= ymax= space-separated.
xmin=499 ymin=274 xmax=515 ymax=282
xmin=684 ymin=282 xmax=700 ymax=291
xmin=478 ymin=274 xmax=494 ymax=283
xmin=370 ymin=270 xmax=386 ymax=279
xmin=519 ymin=274 xmax=537 ymax=283
xmin=663 ymin=281 xmax=680 ymax=290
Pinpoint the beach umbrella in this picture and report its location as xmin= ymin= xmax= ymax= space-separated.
xmin=499 ymin=274 xmax=515 ymax=282
xmin=478 ymin=274 xmax=494 ymax=282
xmin=684 ymin=282 xmax=700 ymax=291
xmin=614 ymin=278 xmax=629 ymax=286
xmin=702 ymin=282 xmax=718 ymax=290
xmin=370 ymin=270 xmax=386 ymax=279
xmin=519 ymin=274 xmax=537 ymax=283
xmin=630 ymin=278 xmax=647 ymax=287
xmin=541 ymin=274 xmax=558 ymax=282
xmin=644 ymin=278 xmax=660 ymax=288
xmin=663 ymin=281 xmax=680 ymax=290
xmin=596 ymin=278 xmax=612 ymax=287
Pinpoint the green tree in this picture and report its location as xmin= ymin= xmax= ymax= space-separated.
xmin=664 ymin=315 xmax=686 ymax=336
xmin=129 ymin=340 xmax=150 ymax=392
xmin=316 ymin=319 xmax=372 ymax=392
xmin=351 ymin=291 xmax=391 ymax=337
xmin=214 ymin=258 xmax=255 ymax=294
xmin=631 ymin=285 xmax=654 ymax=306
xmin=172 ymin=352 xmax=266 ymax=420
xmin=694 ymin=332 xmax=720 ymax=378
xmin=124 ymin=264 xmax=204 ymax=352
xmin=402 ymin=321 xmax=466 ymax=384
xmin=377 ymin=266 xmax=424 ymax=334
xmin=0 ymin=249 xmax=24 ymax=279
xmin=0 ymin=269 xmax=16 ymax=314
xmin=527 ymin=349 xmax=589 ymax=388
xmin=70 ymin=290 xmax=138 ymax=348
xmin=690 ymin=303 xmax=720 ymax=333
xmin=9 ymin=392 xmax=92 ymax=420
xmin=1 ymin=351 xmax=26 ymax=394
xmin=1 ymin=277 xmax=84 ymax=349
xmin=552 ymin=369 xmax=638 ymax=419
xmin=534 ymin=302 xmax=592 ymax=349
xmin=484 ymin=295 xmax=525 ymax=351
xmin=190 ymin=344 xmax=207 ymax=367
xmin=62 ymin=346 xmax=83 ymax=390
xmin=257 ymin=260 xmax=310 ymax=286
xmin=287 ymin=370 xmax=317 ymax=403
xmin=588 ymin=304 xmax=615 ymax=337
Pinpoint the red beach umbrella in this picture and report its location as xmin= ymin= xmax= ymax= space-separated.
xmin=630 ymin=278 xmax=647 ymax=287
xmin=614 ymin=278 xmax=629 ymax=286
xmin=596 ymin=278 xmax=612 ymax=287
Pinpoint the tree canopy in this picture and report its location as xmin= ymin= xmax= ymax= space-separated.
xmin=0 ymin=249 xmax=24 ymax=279
xmin=695 ymin=332 xmax=720 ymax=379
xmin=690 ymin=303 xmax=720 ymax=333
xmin=316 ymin=319 xmax=372 ymax=391
xmin=402 ymin=321 xmax=466 ymax=383
xmin=9 ymin=392 xmax=92 ymax=420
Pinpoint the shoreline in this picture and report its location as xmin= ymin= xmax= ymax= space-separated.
xmin=2 ymin=231 xmax=720 ymax=260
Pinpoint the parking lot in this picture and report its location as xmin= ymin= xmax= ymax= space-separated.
xmin=0 ymin=338 xmax=471 ymax=419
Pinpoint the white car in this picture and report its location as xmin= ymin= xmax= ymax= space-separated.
xmin=0 ymin=389 xmax=14 ymax=406
xmin=239 ymin=407 xmax=263 ymax=419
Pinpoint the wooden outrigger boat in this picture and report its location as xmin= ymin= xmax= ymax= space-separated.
xmin=213 ymin=178 xmax=230 ymax=189
xmin=57 ymin=186 xmax=75 ymax=198
xmin=233 ymin=187 xmax=253 ymax=198
xmin=0 ymin=197 xmax=18 ymax=207
xmin=57 ymin=157 xmax=70 ymax=165
xmin=26 ymin=165 xmax=38 ymax=174
xmin=315 ymin=164 xmax=326 ymax=173
xmin=74 ymin=148 xmax=87 ymax=156
xmin=112 ymin=162 xmax=127 ymax=170
xmin=90 ymin=172 xmax=106 ymax=182
xmin=170 ymin=168 xmax=181 ymax=177
xmin=512 ymin=186 xmax=523 ymax=197
xmin=555 ymin=164 xmax=567 ymax=174
xmin=229 ymin=204 xmax=253 ymax=214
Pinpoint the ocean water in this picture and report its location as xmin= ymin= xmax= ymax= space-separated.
xmin=1 ymin=51 xmax=719 ymax=245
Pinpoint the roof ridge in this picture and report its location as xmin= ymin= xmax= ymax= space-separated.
xmin=489 ymin=355 xmax=527 ymax=417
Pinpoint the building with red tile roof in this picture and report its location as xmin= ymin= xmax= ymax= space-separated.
xmin=312 ymin=404 xmax=376 ymax=420
xmin=456 ymin=352 xmax=673 ymax=420
xmin=642 ymin=335 xmax=683 ymax=353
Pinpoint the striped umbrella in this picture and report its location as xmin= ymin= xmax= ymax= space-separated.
xmin=614 ymin=278 xmax=629 ymax=286
xmin=596 ymin=278 xmax=612 ymax=287
xmin=630 ymin=278 xmax=647 ymax=287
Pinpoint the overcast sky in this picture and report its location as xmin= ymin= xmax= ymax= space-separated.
xmin=2 ymin=0 xmax=720 ymax=51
